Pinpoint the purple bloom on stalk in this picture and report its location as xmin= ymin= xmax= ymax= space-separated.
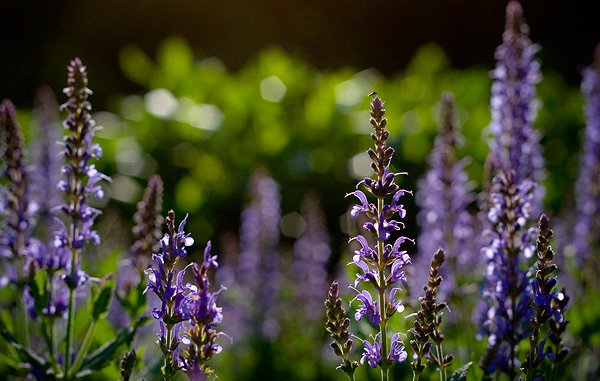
xmin=0 ymin=99 xmax=39 ymax=285
xmin=31 ymin=86 xmax=62 ymax=238
xmin=55 ymin=58 xmax=109 ymax=289
xmin=573 ymin=44 xmax=600 ymax=263
xmin=478 ymin=171 xmax=535 ymax=378
xmin=347 ymin=94 xmax=411 ymax=375
xmin=292 ymin=192 xmax=331 ymax=321
xmin=236 ymin=170 xmax=281 ymax=340
xmin=487 ymin=1 xmax=545 ymax=215
xmin=412 ymin=93 xmax=478 ymax=299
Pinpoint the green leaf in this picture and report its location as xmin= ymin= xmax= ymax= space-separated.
xmin=28 ymin=269 xmax=49 ymax=314
xmin=91 ymin=277 xmax=115 ymax=321
xmin=0 ymin=317 xmax=54 ymax=378
xmin=75 ymin=316 xmax=150 ymax=378
xmin=449 ymin=361 xmax=473 ymax=381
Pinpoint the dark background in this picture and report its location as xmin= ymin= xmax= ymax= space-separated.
xmin=1 ymin=0 xmax=599 ymax=109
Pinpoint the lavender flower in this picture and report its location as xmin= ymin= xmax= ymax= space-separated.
xmin=573 ymin=43 xmax=600 ymax=264
xmin=0 ymin=99 xmax=37 ymax=283
xmin=487 ymin=1 xmax=545 ymax=214
xmin=524 ymin=214 xmax=569 ymax=380
xmin=478 ymin=171 xmax=535 ymax=378
xmin=346 ymin=94 xmax=412 ymax=379
xmin=413 ymin=93 xmax=477 ymax=300
xmin=56 ymin=58 xmax=108 ymax=289
xmin=180 ymin=242 xmax=225 ymax=379
xmin=292 ymin=191 xmax=331 ymax=321
xmin=31 ymin=86 xmax=62 ymax=239
xmin=58 ymin=58 xmax=109 ymax=376
xmin=236 ymin=169 xmax=281 ymax=340
xmin=145 ymin=210 xmax=195 ymax=380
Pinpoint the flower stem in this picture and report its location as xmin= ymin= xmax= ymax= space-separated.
xmin=68 ymin=320 xmax=98 ymax=378
xmin=377 ymin=197 xmax=389 ymax=381
xmin=64 ymin=248 xmax=78 ymax=378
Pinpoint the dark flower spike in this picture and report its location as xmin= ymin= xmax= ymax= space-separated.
xmin=346 ymin=94 xmax=412 ymax=381
xmin=487 ymin=1 xmax=545 ymax=215
xmin=573 ymin=43 xmax=600 ymax=264
xmin=413 ymin=92 xmax=478 ymax=300
xmin=410 ymin=249 xmax=452 ymax=381
xmin=119 ymin=350 xmax=136 ymax=381
xmin=325 ymin=281 xmax=359 ymax=380
xmin=531 ymin=215 xmax=569 ymax=374
xmin=130 ymin=175 xmax=164 ymax=268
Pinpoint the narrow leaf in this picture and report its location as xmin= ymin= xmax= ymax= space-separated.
xmin=449 ymin=361 xmax=473 ymax=381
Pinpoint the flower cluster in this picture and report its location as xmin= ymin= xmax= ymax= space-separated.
xmin=410 ymin=249 xmax=452 ymax=380
xmin=413 ymin=92 xmax=478 ymax=300
xmin=524 ymin=214 xmax=569 ymax=379
xmin=478 ymin=171 xmax=535 ymax=378
xmin=487 ymin=1 xmax=545 ymax=214
xmin=145 ymin=210 xmax=225 ymax=380
xmin=573 ymin=43 xmax=600 ymax=264
xmin=346 ymin=95 xmax=412 ymax=377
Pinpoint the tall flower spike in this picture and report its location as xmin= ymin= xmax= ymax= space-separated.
xmin=59 ymin=58 xmax=109 ymax=377
xmin=0 ymin=99 xmax=36 ymax=281
xmin=524 ymin=214 xmax=569 ymax=380
xmin=325 ymin=281 xmax=358 ymax=380
xmin=573 ymin=43 xmax=600 ymax=264
xmin=487 ymin=1 xmax=545 ymax=214
xmin=292 ymin=191 xmax=331 ymax=321
xmin=410 ymin=249 xmax=453 ymax=380
xmin=478 ymin=171 xmax=535 ymax=379
xmin=181 ymin=241 xmax=226 ymax=379
xmin=56 ymin=58 xmax=108 ymax=289
xmin=144 ymin=210 xmax=195 ymax=380
xmin=413 ymin=93 xmax=478 ymax=300
xmin=346 ymin=94 xmax=412 ymax=380
xmin=31 ymin=86 xmax=62 ymax=240
xmin=130 ymin=175 xmax=164 ymax=269
xmin=236 ymin=170 xmax=281 ymax=340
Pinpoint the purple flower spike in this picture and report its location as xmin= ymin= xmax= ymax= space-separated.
xmin=345 ymin=94 xmax=413 ymax=376
xmin=413 ymin=93 xmax=479 ymax=300
xmin=573 ymin=43 xmax=600 ymax=264
xmin=486 ymin=1 xmax=545 ymax=214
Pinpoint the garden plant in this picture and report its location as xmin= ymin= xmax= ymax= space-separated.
xmin=1 ymin=2 xmax=599 ymax=380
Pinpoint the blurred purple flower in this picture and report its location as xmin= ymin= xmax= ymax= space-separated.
xmin=236 ymin=170 xmax=281 ymax=340
xmin=486 ymin=1 xmax=545 ymax=214
xmin=413 ymin=93 xmax=478 ymax=300
xmin=573 ymin=44 xmax=600 ymax=263
xmin=0 ymin=99 xmax=39 ymax=285
xmin=292 ymin=192 xmax=331 ymax=321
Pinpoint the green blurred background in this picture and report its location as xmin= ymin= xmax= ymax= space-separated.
xmin=2 ymin=1 xmax=600 ymax=380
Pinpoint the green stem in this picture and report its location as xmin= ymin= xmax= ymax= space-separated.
xmin=413 ymin=371 xmax=421 ymax=381
xmin=41 ymin=318 xmax=62 ymax=376
xmin=435 ymin=343 xmax=447 ymax=381
xmin=376 ymin=196 xmax=389 ymax=381
xmin=68 ymin=320 xmax=98 ymax=378
xmin=64 ymin=248 xmax=78 ymax=378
